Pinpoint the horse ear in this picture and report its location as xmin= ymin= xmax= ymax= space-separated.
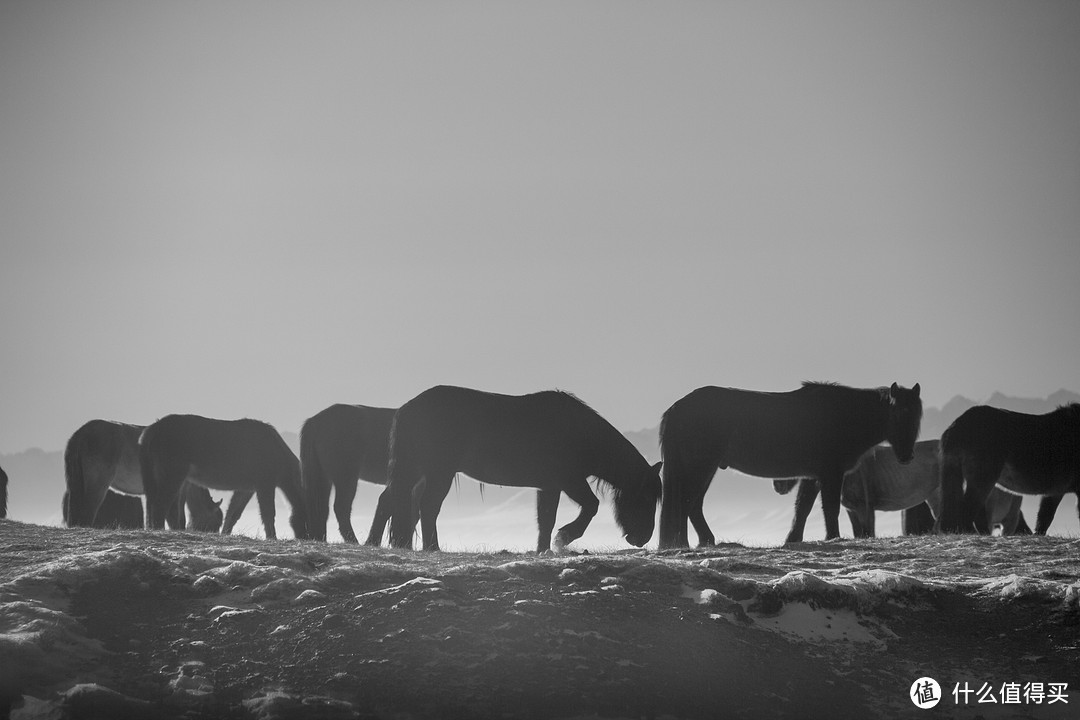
xmin=913 ymin=383 xmax=921 ymax=397
xmin=651 ymin=461 xmax=663 ymax=475
xmin=890 ymin=382 xmax=899 ymax=396
xmin=215 ymin=499 xmax=223 ymax=508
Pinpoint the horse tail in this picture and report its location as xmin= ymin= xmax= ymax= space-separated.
xmin=280 ymin=444 xmax=309 ymax=540
xmin=299 ymin=420 xmax=328 ymax=542
xmin=937 ymin=427 xmax=966 ymax=533
xmin=658 ymin=408 xmax=687 ymax=549
xmin=64 ymin=433 xmax=86 ymax=526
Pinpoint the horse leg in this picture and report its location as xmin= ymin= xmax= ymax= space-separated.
xmin=819 ymin=471 xmax=844 ymax=540
xmin=331 ymin=478 xmax=360 ymax=544
xmin=684 ymin=471 xmax=716 ymax=547
xmin=304 ymin=468 xmax=332 ymax=543
xmin=785 ymin=478 xmax=819 ymax=543
xmin=81 ymin=474 xmax=112 ymax=528
xmin=365 ymin=486 xmax=394 ymax=546
xmin=553 ymin=476 xmax=600 ymax=551
xmin=221 ymin=491 xmax=253 ymax=534
xmin=963 ymin=473 xmax=996 ymax=534
xmin=417 ymin=473 xmax=454 ymax=551
xmin=255 ymin=486 xmax=278 ymax=540
xmin=861 ymin=507 xmax=876 ymax=538
xmin=166 ymin=497 xmax=186 ymax=530
xmin=847 ymin=509 xmax=866 ymax=539
xmin=903 ymin=502 xmax=937 ymax=535
xmin=660 ymin=463 xmax=713 ymax=549
xmin=660 ymin=461 xmax=710 ymax=549
xmin=535 ymin=489 xmax=560 ymax=553
xmin=1035 ymin=494 xmax=1064 ymax=535
xmin=142 ymin=459 xmax=183 ymax=531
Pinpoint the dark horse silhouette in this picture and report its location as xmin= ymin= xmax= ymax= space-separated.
xmin=659 ymin=382 xmax=922 ymax=547
xmin=0 ymin=463 xmax=7 ymax=519
xmin=937 ymin=403 xmax=1080 ymax=534
xmin=300 ymin=404 xmax=396 ymax=544
xmin=773 ymin=439 xmax=1029 ymax=537
xmin=62 ymin=488 xmax=143 ymax=529
xmin=385 ymin=386 xmax=662 ymax=552
xmin=64 ymin=419 xmax=224 ymax=531
xmin=140 ymin=414 xmax=308 ymax=540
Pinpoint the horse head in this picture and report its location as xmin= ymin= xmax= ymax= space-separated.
xmin=616 ymin=461 xmax=662 ymax=547
xmin=885 ymin=382 xmax=922 ymax=464
xmin=191 ymin=498 xmax=224 ymax=533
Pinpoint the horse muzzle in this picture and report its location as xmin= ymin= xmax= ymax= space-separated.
xmin=624 ymin=531 xmax=650 ymax=548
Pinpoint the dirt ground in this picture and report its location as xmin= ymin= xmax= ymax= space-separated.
xmin=2 ymin=521 xmax=1079 ymax=719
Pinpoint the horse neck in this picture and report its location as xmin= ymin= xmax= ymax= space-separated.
xmin=845 ymin=389 xmax=892 ymax=450
xmin=592 ymin=428 xmax=643 ymax=491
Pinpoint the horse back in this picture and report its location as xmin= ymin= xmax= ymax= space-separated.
xmin=143 ymin=415 xmax=297 ymax=492
xmin=302 ymin=404 xmax=394 ymax=483
xmin=663 ymin=385 xmax=883 ymax=478
xmin=393 ymin=387 xmax=605 ymax=485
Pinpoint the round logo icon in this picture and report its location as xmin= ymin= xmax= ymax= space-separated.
xmin=911 ymin=677 xmax=942 ymax=709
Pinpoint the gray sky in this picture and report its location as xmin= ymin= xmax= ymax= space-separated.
xmin=2 ymin=0 xmax=1079 ymax=453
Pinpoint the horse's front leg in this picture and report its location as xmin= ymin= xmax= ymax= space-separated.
xmin=819 ymin=471 xmax=844 ymax=540
xmin=222 ymin=490 xmax=253 ymax=534
xmin=333 ymin=478 xmax=360 ymax=544
xmin=785 ymin=478 xmax=819 ymax=543
xmin=553 ymin=476 xmax=599 ymax=551
xmin=535 ymin=489 xmax=560 ymax=553
xmin=1036 ymin=494 xmax=1064 ymax=535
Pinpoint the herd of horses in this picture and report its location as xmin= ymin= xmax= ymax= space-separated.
xmin=15 ymin=380 xmax=1077 ymax=550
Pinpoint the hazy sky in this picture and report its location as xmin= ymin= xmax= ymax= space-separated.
xmin=2 ymin=0 xmax=1079 ymax=454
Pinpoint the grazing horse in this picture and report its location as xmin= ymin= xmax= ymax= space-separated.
xmin=659 ymin=382 xmax=922 ymax=547
xmin=385 ymin=386 xmax=662 ymax=552
xmin=300 ymin=404 xmax=396 ymax=544
xmin=140 ymin=415 xmax=308 ymax=540
xmin=0 ymin=463 xmax=6 ymax=519
xmin=772 ymin=439 xmax=1030 ymax=537
xmin=938 ymin=404 xmax=1080 ymax=534
xmin=63 ymin=419 xmax=225 ymax=531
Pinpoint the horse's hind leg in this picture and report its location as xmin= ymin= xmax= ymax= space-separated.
xmin=417 ymin=472 xmax=454 ymax=551
xmin=553 ymin=476 xmax=599 ymax=551
xmin=333 ymin=478 xmax=360 ymax=544
xmin=535 ymin=489 xmax=560 ymax=553
xmin=166 ymin=498 xmax=186 ymax=530
xmin=847 ymin=509 xmax=867 ymax=538
xmin=365 ymin=486 xmax=394 ymax=546
xmin=659 ymin=463 xmax=713 ymax=549
xmin=1035 ymin=494 xmax=1064 ymax=535
xmin=255 ymin=486 xmax=278 ymax=540
xmin=221 ymin=491 xmax=254 ymax=534
xmin=785 ymin=479 xmax=819 ymax=543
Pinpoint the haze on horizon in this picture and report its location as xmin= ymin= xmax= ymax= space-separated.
xmin=2 ymin=0 xmax=1079 ymax=457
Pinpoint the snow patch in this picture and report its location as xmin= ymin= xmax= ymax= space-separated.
xmin=753 ymin=603 xmax=885 ymax=647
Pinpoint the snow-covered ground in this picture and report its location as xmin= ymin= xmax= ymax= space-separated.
xmin=2 ymin=520 xmax=1078 ymax=719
